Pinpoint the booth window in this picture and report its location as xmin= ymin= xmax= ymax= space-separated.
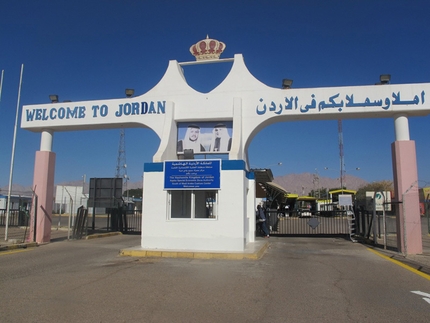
xmin=169 ymin=190 xmax=217 ymax=219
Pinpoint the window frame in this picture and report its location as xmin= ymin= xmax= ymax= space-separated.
xmin=168 ymin=189 xmax=218 ymax=220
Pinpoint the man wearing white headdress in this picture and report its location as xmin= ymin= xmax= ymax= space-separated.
xmin=177 ymin=124 xmax=205 ymax=153
xmin=209 ymin=123 xmax=232 ymax=152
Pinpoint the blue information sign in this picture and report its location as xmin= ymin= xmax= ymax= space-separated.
xmin=164 ymin=160 xmax=221 ymax=190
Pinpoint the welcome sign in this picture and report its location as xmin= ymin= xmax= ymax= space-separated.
xmin=164 ymin=160 xmax=221 ymax=190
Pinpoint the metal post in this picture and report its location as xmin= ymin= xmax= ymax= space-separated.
xmin=372 ymin=192 xmax=378 ymax=245
xmin=427 ymin=194 xmax=430 ymax=235
xmin=5 ymin=64 xmax=24 ymax=241
xmin=64 ymin=187 xmax=73 ymax=240
xmin=92 ymin=179 xmax=97 ymax=230
xmin=33 ymin=194 xmax=38 ymax=242
xmin=58 ymin=186 xmax=64 ymax=230
xmin=402 ymin=192 xmax=407 ymax=255
xmin=380 ymin=192 xmax=387 ymax=250
xmin=0 ymin=69 xmax=4 ymax=107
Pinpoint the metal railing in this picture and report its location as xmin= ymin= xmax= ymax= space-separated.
xmin=355 ymin=205 xmax=398 ymax=250
xmin=0 ymin=209 xmax=29 ymax=226
xmin=86 ymin=208 xmax=142 ymax=234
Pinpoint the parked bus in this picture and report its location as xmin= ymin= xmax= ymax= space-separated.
xmin=282 ymin=194 xmax=317 ymax=217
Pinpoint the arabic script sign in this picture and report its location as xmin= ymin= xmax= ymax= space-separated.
xmin=164 ymin=160 xmax=221 ymax=190
xmin=256 ymin=90 xmax=425 ymax=115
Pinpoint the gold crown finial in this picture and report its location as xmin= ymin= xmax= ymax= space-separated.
xmin=189 ymin=36 xmax=226 ymax=61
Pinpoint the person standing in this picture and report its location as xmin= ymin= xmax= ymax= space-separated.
xmin=177 ymin=124 xmax=205 ymax=153
xmin=256 ymin=204 xmax=270 ymax=238
xmin=209 ymin=123 xmax=232 ymax=152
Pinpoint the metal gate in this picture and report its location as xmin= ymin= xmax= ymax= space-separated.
xmin=266 ymin=209 xmax=354 ymax=236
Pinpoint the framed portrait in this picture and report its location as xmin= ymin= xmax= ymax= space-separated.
xmin=177 ymin=121 xmax=233 ymax=154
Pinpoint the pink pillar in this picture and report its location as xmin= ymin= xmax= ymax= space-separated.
xmin=391 ymin=140 xmax=422 ymax=254
xmin=30 ymin=151 xmax=56 ymax=243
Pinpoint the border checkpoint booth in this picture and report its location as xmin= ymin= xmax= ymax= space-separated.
xmin=21 ymin=37 xmax=430 ymax=254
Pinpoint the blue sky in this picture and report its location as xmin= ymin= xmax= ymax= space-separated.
xmin=1 ymin=0 xmax=430 ymax=190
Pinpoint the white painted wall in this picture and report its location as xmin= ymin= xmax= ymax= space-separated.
xmin=54 ymin=185 xmax=84 ymax=214
xmin=142 ymin=167 xmax=251 ymax=252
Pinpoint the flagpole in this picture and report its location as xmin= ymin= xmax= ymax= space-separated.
xmin=5 ymin=64 xmax=24 ymax=241
xmin=0 ymin=70 xmax=4 ymax=106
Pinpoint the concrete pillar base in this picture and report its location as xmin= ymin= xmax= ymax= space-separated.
xmin=392 ymin=140 xmax=422 ymax=254
xmin=30 ymin=151 xmax=56 ymax=243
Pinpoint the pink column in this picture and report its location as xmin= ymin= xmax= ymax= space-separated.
xmin=29 ymin=151 xmax=56 ymax=243
xmin=391 ymin=140 xmax=422 ymax=254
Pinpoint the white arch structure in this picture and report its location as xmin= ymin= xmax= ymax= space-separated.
xmin=22 ymin=54 xmax=429 ymax=254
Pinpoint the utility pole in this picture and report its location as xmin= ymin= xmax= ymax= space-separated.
xmin=115 ymin=128 xmax=128 ymax=196
xmin=338 ymin=119 xmax=346 ymax=192
xmin=313 ymin=168 xmax=320 ymax=198
xmin=115 ymin=89 xmax=134 ymax=200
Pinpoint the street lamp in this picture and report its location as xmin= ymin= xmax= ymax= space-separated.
xmin=282 ymin=79 xmax=293 ymax=89
xmin=380 ymin=74 xmax=391 ymax=84
xmin=125 ymin=89 xmax=135 ymax=98
xmin=49 ymin=94 xmax=59 ymax=103
xmin=376 ymin=74 xmax=391 ymax=85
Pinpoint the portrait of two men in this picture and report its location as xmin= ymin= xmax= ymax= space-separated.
xmin=177 ymin=121 xmax=233 ymax=154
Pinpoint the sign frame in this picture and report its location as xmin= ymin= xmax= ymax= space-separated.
xmin=164 ymin=159 xmax=221 ymax=190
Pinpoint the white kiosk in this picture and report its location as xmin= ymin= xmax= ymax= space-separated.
xmin=21 ymin=37 xmax=430 ymax=254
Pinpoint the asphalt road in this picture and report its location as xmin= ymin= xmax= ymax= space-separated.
xmin=1 ymin=235 xmax=429 ymax=322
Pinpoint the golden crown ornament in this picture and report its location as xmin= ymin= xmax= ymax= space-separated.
xmin=189 ymin=35 xmax=226 ymax=61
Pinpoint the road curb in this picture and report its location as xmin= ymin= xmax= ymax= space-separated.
xmin=0 ymin=242 xmax=38 ymax=252
xmin=120 ymin=241 xmax=269 ymax=260
xmin=367 ymin=247 xmax=430 ymax=280
xmin=0 ymin=231 xmax=122 ymax=251
xmin=85 ymin=232 xmax=123 ymax=240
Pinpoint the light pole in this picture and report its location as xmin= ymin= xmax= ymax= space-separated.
xmin=5 ymin=64 xmax=24 ymax=242
xmin=313 ymin=168 xmax=320 ymax=198
xmin=81 ymin=174 xmax=86 ymax=205
xmin=82 ymin=174 xmax=86 ymax=191
xmin=124 ymin=174 xmax=130 ymax=201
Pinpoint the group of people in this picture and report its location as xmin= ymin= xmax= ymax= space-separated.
xmin=177 ymin=123 xmax=232 ymax=153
